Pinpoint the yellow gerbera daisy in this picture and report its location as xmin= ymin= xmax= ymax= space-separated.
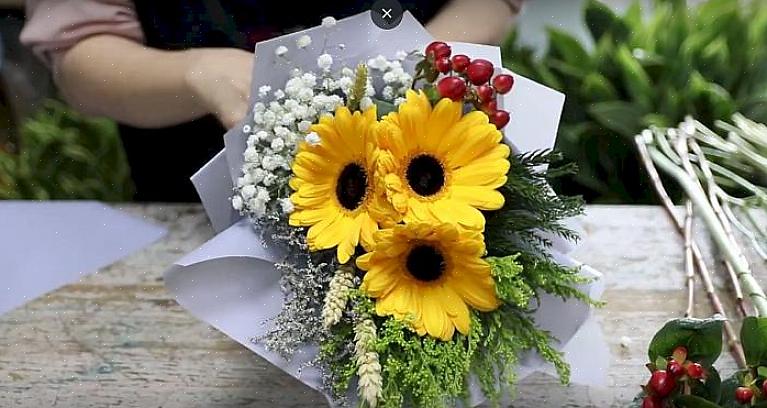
xmin=289 ymin=106 xmax=395 ymax=264
xmin=356 ymin=222 xmax=500 ymax=341
xmin=375 ymin=90 xmax=511 ymax=230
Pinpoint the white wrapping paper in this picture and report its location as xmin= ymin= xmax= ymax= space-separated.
xmin=166 ymin=11 xmax=607 ymax=406
xmin=0 ymin=201 xmax=166 ymax=316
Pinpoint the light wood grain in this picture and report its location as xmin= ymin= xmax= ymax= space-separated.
xmin=0 ymin=204 xmax=763 ymax=407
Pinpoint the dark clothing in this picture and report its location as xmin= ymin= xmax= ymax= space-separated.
xmin=124 ymin=0 xmax=445 ymax=201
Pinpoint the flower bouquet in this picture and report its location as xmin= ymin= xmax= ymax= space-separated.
xmin=165 ymin=12 xmax=605 ymax=407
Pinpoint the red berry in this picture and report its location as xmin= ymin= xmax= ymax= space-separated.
xmin=436 ymin=76 xmax=467 ymax=101
xmin=763 ymin=381 xmax=767 ymax=397
xmin=490 ymin=110 xmax=510 ymax=129
xmin=476 ymin=84 xmax=494 ymax=103
xmin=466 ymin=59 xmax=494 ymax=85
xmin=648 ymin=370 xmax=677 ymax=398
xmin=686 ymin=362 xmax=704 ymax=379
xmin=425 ymin=41 xmax=451 ymax=59
xmin=492 ymin=74 xmax=515 ymax=94
xmin=482 ymin=100 xmax=498 ymax=114
xmin=451 ymin=54 xmax=470 ymax=73
xmin=666 ymin=360 xmax=684 ymax=378
xmin=735 ymin=386 xmax=754 ymax=404
xmin=672 ymin=346 xmax=688 ymax=363
xmin=435 ymin=57 xmax=451 ymax=73
xmin=641 ymin=396 xmax=661 ymax=408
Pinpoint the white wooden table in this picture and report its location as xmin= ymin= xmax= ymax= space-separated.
xmin=0 ymin=204 xmax=761 ymax=407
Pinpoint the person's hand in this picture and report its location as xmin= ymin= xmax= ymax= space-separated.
xmin=185 ymin=48 xmax=254 ymax=129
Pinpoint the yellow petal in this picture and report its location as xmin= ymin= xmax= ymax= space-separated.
xmin=289 ymin=206 xmax=334 ymax=226
xmin=452 ymin=272 xmax=499 ymax=311
xmin=289 ymin=177 xmax=303 ymax=191
xmin=431 ymin=199 xmax=486 ymax=231
xmin=363 ymin=105 xmax=378 ymax=123
xmin=334 ymin=216 xmax=358 ymax=263
xmin=404 ymin=198 xmax=434 ymax=223
xmin=447 ymin=124 xmax=503 ymax=168
xmin=426 ymin=98 xmax=463 ymax=150
xmin=422 ymin=288 xmax=452 ymax=341
xmin=294 ymin=150 xmax=334 ymax=173
xmin=436 ymin=111 xmax=490 ymax=157
xmin=376 ymin=286 xmax=405 ymax=317
xmin=356 ymin=252 xmax=373 ymax=271
xmin=393 ymin=283 xmax=416 ymax=316
xmin=362 ymin=262 xmax=401 ymax=297
xmin=449 ymin=186 xmax=506 ymax=210
xmin=444 ymin=286 xmax=471 ymax=335
xmin=399 ymin=102 xmax=428 ymax=150
xmin=376 ymin=122 xmax=409 ymax=159
xmin=452 ymin=160 xmax=510 ymax=188
xmin=306 ymin=212 xmax=343 ymax=250
xmin=432 ymin=222 xmax=459 ymax=243
xmin=358 ymin=213 xmax=379 ymax=251
xmin=310 ymin=123 xmax=349 ymax=160
xmin=290 ymin=190 xmax=332 ymax=208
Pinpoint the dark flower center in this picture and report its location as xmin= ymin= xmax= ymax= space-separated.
xmin=336 ymin=163 xmax=368 ymax=210
xmin=406 ymin=154 xmax=445 ymax=197
xmin=406 ymin=244 xmax=446 ymax=282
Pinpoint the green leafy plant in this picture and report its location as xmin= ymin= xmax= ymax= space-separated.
xmin=0 ymin=100 xmax=133 ymax=200
xmin=502 ymin=0 xmax=767 ymax=203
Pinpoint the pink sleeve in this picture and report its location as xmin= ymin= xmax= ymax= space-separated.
xmin=20 ymin=0 xmax=144 ymax=71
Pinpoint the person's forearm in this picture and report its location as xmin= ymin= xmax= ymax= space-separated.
xmin=426 ymin=0 xmax=519 ymax=45
xmin=57 ymin=35 xmax=209 ymax=128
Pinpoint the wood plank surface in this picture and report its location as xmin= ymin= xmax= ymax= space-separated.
xmin=0 ymin=204 xmax=763 ymax=407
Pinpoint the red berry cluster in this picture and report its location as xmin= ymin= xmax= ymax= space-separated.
xmin=424 ymin=41 xmax=514 ymax=130
xmin=642 ymin=346 xmax=707 ymax=407
xmin=733 ymin=375 xmax=767 ymax=405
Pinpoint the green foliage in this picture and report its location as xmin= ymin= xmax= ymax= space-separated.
xmin=485 ymin=151 xmax=596 ymax=306
xmin=319 ymin=321 xmax=359 ymax=397
xmin=374 ymin=318 xmax=476 ymax=408
xmin=501 ymin=0 xmax=767 ymax=203
xmin=486 ymin=254 xmax=533 ymax=308
xmin=691 ymin=366 xmax=722 ymax=403
xmin=0 ymin=100 xmax=133 ymax=200
xmin=675 ymin=394 xmax=723 ymax=408
xmin=742 ymin=317 xmax=767 ymax=367
xmin=648 ymin=318 xmax=724 ymax=368
xmin=485 ymin=150 xmax=584 ymax=255
xmin=718 ymin=372 xmax=745 ymax=408
xmin=473 ymin=307 xmax=570 ymax=407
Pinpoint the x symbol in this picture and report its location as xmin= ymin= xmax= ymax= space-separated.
xmin=381 ymin=8 xmax=393 ymax=19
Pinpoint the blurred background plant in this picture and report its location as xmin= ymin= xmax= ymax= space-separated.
xmin=1 ymin=7 xmax=133 ymax=201
xmin=502 ymin=0 xmax=767 ymax=203
xmin=0 ymin=100 xmax=133 ymax=200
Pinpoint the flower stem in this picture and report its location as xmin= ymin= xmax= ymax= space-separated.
xmin=646 ymin=142 xmax=767 ymax=317
xmin=686 ymin=136 xmax=748 ymax=316
xmin=683 ymin=201 xmax=695 ymax=318
xmin=635 ymin=135 xmax=747 ymax=368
